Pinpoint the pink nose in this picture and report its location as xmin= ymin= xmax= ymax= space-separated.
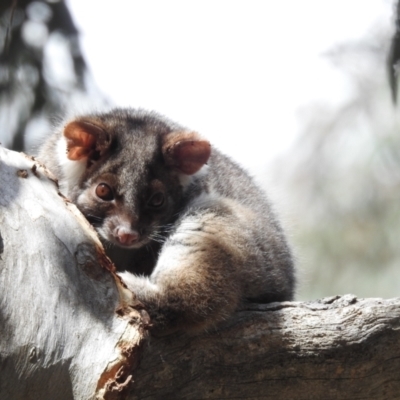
xmin=116 ymin=228 xmax=139 ymax=246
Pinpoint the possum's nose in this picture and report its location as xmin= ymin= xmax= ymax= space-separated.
xmin=115 ymin=227 xmax=139 ymax=246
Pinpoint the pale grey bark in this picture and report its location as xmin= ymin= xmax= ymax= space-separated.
xmin=0 ymin=147 xmax=149 ymax=400
xmin=1 ymin=147 xmax=399 ymax=400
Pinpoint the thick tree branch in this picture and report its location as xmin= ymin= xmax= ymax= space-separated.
xmin=1 ymin=147 xmax=399 ymax=400
xmin=0 ymin=147 xmax=149 ymax=400
xmin=130 ymin=296 xmax=400 ymax=399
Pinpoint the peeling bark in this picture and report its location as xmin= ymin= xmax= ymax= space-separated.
xmin=0 ymin=147 xmax=149 ymax=400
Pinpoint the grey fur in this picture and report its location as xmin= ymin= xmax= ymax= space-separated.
xmin=37 ymin=108 xmax=295 ymax=335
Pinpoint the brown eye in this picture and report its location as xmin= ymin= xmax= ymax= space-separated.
xmin=147 ymin=192 xmax=165 ymax=208
xmin=95 ymin=183 xmax=114 ymax=201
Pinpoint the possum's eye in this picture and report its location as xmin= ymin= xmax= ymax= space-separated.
xmin=95 ymin=183 xmax=114 ymax=201
xmin=147 ymin=192 xmax=165 ymax=208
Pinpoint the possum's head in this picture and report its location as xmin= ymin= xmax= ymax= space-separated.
xmin=56 ymin=108 xmax=211 ymax=249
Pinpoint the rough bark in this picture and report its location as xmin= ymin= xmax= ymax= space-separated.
xmin=129 ymin=296 xmax=400 ymax=399
xmin=1 ymin=147 xmax=400 ymax=400
xmin=0 ymin=146 xmax=149 ymax=400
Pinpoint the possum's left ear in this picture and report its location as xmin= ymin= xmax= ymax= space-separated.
xmin=162 ymin=131 xmax=211 ymax=175
xmin=63 ymin=120 xmax=110 ymax=162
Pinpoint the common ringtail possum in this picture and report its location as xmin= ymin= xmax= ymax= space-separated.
xmin=37 ymin=108 xmax=295 ymax=335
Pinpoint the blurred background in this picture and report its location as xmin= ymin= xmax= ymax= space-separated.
xmin=1 ymin=0 xmax=399 ymax=300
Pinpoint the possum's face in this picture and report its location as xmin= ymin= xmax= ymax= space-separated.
xmin=73 ymin=156 xmax=184 ymax=249
xmin=76 ymin=176 xmax=178 ymax=249
xmin=57 ymin=109 xmax=211 ymax=249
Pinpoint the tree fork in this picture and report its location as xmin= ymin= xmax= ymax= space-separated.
xmin=1 ymin=147 xmax=399 ymax=400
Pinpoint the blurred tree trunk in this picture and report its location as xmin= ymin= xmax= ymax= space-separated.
xmin=0 ymin=0 xmax=103 ymax=151
xmin=388 ymin=0 xmax=400 ymax=101
xmin=1 ymin=147 xmax=400 ymax=400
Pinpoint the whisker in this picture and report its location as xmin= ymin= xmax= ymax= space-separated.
xmin=85 ymin=214 xmax=103 ymax=226
xmin=148 ymin=234 xmax=167 ymax=245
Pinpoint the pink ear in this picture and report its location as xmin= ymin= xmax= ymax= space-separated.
xmin=163 ymin=131 xmax=211 ymax=175
xmin=64 ymin=120 xmax=109 ymax=161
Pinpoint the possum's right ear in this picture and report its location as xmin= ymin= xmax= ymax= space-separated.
xmin=63 ymin=120 xmax=110 ymax=161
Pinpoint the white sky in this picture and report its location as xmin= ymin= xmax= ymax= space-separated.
xmin=67 ymin=0 xmax=393 ymax=178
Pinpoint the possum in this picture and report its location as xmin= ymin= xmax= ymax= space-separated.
xmin=37 ymin=108 xmax=295 ymax=335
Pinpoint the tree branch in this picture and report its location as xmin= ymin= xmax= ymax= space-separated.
xmin=0 ymin=146 xmax=149 ymax=400
xmin=1 ymin=147 xmax=399 ymax=400
xmin=130 ymin=296 xmax=400 ymax=399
